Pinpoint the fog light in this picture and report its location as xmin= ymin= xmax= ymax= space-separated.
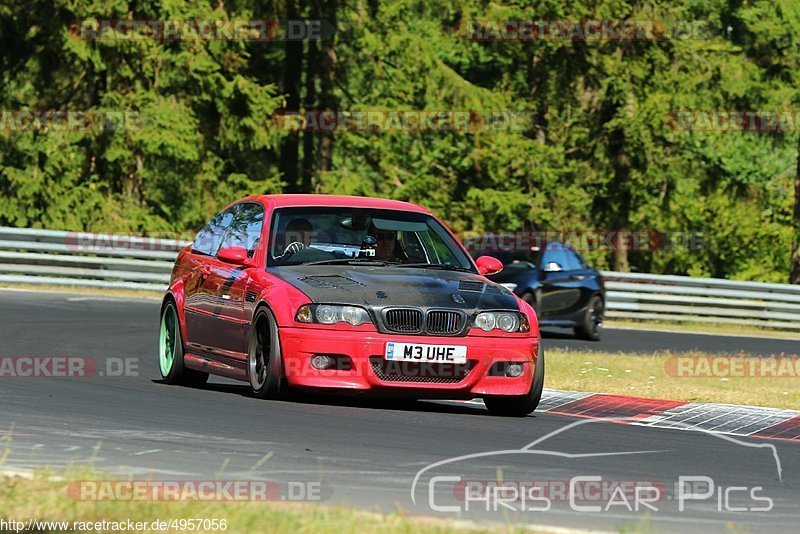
xmin=310 ymin=354 xmax=336 ymax=370
xmin=505 ymin=363 xmax=524 ymax=377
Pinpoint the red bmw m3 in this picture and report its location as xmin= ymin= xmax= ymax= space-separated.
xmin=159 ymin=194 xmax=544 ymax=416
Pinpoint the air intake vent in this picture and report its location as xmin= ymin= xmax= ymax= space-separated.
xmin=426 ymin=310 xmax=464 ymax=335
xmin=369 ymin=356 xmax=473 ymax=383
xmin=298 ymin=275 xmax=365 ymax=290
xmin=484 ymin=284 xmax=502 ymax=295
xmin=457 ymin=280 xmax=484 ymax=292
xmin=384 ymin=308 xmax=422 ymax=333
xmin=245 ymin=291 xmax=257 ymax=303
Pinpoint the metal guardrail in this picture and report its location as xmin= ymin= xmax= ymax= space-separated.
xmin=0 ymin=227 xmax=185 ymax=292
xmin=601 ymin=271 xmax=800 ymax=330
xmin=0 ymin=227 xmax=799 ymax=329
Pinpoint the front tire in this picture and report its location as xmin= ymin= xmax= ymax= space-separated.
xmin=484 ymin=346 xmax=545 ymax=417
xmin=159 ymin=301 xmax=208 ymax=387
xmin=248 ymin=307 xmax=288 ymax=400
xmin=574 ymin=295 xmax=603 ymax=341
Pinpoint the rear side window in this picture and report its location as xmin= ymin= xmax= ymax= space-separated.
xmin=218 ymin=203 xmax=265 ymax=258
xmin=192 ymin=207 xmax=237 ymax=256
xmin=542 ymin=243 xmax=585 ymax=271
xmin=541 ymin=247 xmax=569 ymax=271
xmin=563 ymin=249 xmax=584 ymax=271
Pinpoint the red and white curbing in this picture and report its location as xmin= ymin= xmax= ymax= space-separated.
xmin=466 ymin=389 xmax=800 ymax=441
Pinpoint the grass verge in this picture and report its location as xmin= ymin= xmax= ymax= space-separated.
xmin=546 ymin=348 xmax=800 ymax=410
xmin=0 ymin=470 xmax=563 ymax=534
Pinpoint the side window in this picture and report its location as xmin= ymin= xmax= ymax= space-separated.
xmin=218 ymin=203 xmax=265 ymax=258
xmin=563 ymin=249 xmax=583 ymax=271
xmin=192 ymin=207 xmax=236 ymax=256
xmin=573 ymin=250 xmax=590 ymax=270
xmin=541 ymin=246 xmax=569 ymax=272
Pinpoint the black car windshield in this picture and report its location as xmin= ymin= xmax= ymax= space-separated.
xmin=267 ymin=207 xmax=474 ymax=271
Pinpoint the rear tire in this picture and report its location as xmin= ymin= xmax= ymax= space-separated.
xmin=484 ymin=346 xmax=545 ymax=417
xmin=159 ymin=301 xmax=209 ymax=387
xmin=574 ymin=295 xmax=603 ymax=341
xmin=248 ymin=307 xmax=289 ymax=400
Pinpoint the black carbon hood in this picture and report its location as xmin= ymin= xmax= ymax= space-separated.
xmin=268 ymin=265 xmax=519 ymax=311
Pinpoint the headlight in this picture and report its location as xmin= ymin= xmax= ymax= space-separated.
xmin=340 ymin=306 xmax=369 ymax=326
xmin=474 ymin=312 xmax=529 ymax=333
xmin=295 ymin=304 xmax=372 ymax=326
xmin=316 ymin=305 xmax=338 ymax=324
xmin=474 ymin=312 xmax=496 ymax=331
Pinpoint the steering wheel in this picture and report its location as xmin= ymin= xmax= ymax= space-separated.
xmin=282 ymin=241 xmax=305 ymax=257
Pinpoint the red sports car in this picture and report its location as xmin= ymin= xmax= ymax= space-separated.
xmin=159 ymin=195 xmax=543 ymax=416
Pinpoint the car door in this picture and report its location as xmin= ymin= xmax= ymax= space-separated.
xmin=185 ymin=203 xmax=265 ymax=358
xmin=184 ymin=206 xmax=238 ymax=353
xmin=205 ymin=202 xmax=265 ymax=357
xmin=538 ymin=244 xmax=583 ymax=317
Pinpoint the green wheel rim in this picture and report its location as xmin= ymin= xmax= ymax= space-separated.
xmin=159 ymin=304 xmax=178 ymax=377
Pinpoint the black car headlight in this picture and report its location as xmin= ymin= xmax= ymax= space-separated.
xmin=474 ymin=312 xmax=529 ymax=333
xmin=295 ymin=304 xmax=372 ymax=326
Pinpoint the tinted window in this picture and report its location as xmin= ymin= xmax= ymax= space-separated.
xmin=218 ymin=203 xmax=265 ymax=258
xmin=192 ymin=207 xmax=237 ymax=256
xmin=563 ymin=249 xmax=583 ymax=271
xmin=573 ymin=250 xmax=590 ymax=270
xmin=542 ymin=243 xmax=584 ymax=271
xmin=542 ymin=249 xmax=567 ymax=270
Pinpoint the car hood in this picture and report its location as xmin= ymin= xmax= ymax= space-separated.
xmin=268 ymin=265 xmax=519 ymax=311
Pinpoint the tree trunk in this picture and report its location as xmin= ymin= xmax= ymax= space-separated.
xmin=278 ymin=0 xmax=303 ymax=193
xmin=301 ymin=21 xmax=318 ymax=192
xmin=790 ymin=134 xmax=800 ymax=283
xmin=317 ymin=0 xmax=337 ymax=174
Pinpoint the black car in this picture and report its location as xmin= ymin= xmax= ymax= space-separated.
xmin=471 ymin=242 xmax=605 ymax=340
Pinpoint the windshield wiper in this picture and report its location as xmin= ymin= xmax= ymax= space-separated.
xmin=394 ymin=263 xmax=473 ymax=272
xmin=305 ymin=258 xmax=400 ymax=266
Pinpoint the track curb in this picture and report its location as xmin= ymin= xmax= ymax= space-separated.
xmin=467 ymin=389 xmax=800 ymax=441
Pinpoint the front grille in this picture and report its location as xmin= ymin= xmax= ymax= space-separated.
xmin=384 ymin=308 xmax=422 ymax=333
xmin=369 ymin=356 xmax=473 ymax=383
xmin=426 ymin=310 xmax=464 ymax=335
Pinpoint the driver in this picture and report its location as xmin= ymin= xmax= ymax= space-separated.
xmin=368 ymin=225 xmax=398 ymax=262
xmin=282 ymin=218 xmax=313 ymax=256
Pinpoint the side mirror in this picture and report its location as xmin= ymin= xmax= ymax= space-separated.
xmin=543 ymin=261 xmax=563 ymax=273
xmin=475 ymin=255 xmax=503 ymax=276
xmin=217 ymin=246 xmax=249 ymax=265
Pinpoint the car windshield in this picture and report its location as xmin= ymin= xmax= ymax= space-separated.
xmin=268 ymin=207 xmax=474 ymax=270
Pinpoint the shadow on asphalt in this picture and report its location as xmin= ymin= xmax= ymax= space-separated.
xmin=152 ymin=379 xmax=503 ymax=416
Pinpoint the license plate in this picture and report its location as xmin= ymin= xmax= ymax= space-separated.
xmin=385 ymin=342 xmax=467 ymax=364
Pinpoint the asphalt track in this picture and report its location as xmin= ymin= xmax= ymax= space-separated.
xmin=1 ymin=290 xmax=798 ymax=532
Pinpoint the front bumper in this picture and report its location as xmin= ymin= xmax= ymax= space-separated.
xmin=279 ymin=327 xmax=539 ymax=397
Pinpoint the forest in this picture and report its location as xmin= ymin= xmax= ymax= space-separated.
xmin=1 ymin=0 xmax=799 ymax=282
